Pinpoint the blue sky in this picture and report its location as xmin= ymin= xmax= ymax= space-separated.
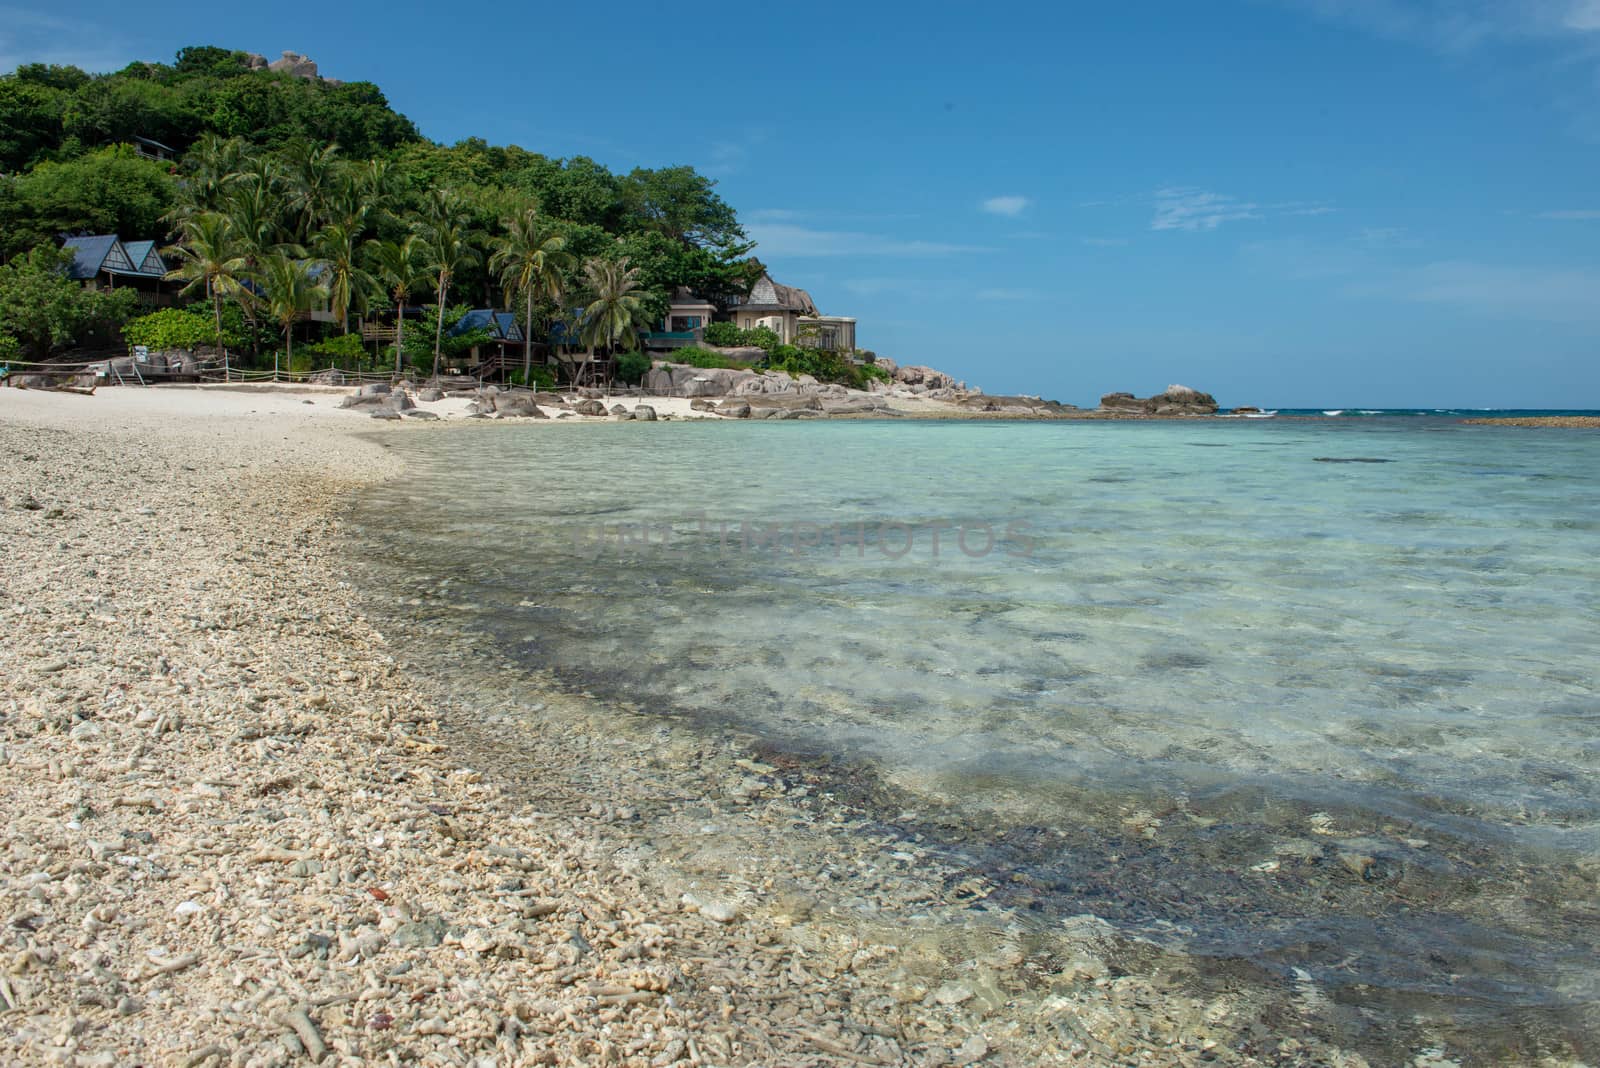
xmin=5 ymin=0 xmax=1600 ymax=407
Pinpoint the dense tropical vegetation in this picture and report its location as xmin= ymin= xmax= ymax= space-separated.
xmin=0 ymin=45 xmax=881 ymax=386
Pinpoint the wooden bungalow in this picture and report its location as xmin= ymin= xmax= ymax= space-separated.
xmin=62 ymin=234 xmax=174 ymax=307
xmin=447 ymin=309 xmax=527 ymax=377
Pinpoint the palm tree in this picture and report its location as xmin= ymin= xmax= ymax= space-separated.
xmin=282 ymin=140 xmax=342 ymax=243
xmin=489 ymin=207 xmax=572 ymax=384
xmin=313 ymin=216 xmax=376 ymax=334
xmin=577 ymin=256 xmax=650 ymax=387
xmin=413 ymin=189 xmax=481 ymax=381
xmin=173 ymin=134 xmax=247 ymax=222
xmin=259 ymin=252 xmax=326 ymax=380
xmin=164 ymin=211 xmax=250 ymax=377
xmin=368 ymin=236 xmax=427 ymax=375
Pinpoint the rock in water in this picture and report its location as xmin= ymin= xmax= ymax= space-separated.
xmin=1099 ymin=386 xmax=1218 ymax=415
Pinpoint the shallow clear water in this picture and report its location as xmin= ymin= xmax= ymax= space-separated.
xmin=350 ymin=417 xmax=1600 ymax=1055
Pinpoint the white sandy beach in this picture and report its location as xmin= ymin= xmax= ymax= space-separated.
xmin=0 ymin=384 xmax=1367 ymax=1067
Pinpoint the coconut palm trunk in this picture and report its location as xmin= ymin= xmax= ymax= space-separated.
xmin=394 ymin=300 xmax=406 ymax=376
xmin=432 ymin=276 xmax=448 ymax=382
xmin=524 ymin=290 xmax=535 ymax=383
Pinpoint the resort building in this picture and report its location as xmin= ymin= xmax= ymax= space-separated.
xmin=642 ymin=288 xmax=718 ymax=352
xmin=725 ymin=273 xmax=818 ymax=344
xmin=797 ymin=315 xmax=857 ymax=352
xmin=447 ymin=309 xmax=526 ymax=374
xmin=642 ymin=273 xmax=861 ymax=355
xmin=61 ymin=234 xmax=173 ymax=306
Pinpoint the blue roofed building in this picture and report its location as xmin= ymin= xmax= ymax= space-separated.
xmin=446 ymin=309 xmax=529 ymax=378
xmin=60 ymin=234 xmax=175 ymax=307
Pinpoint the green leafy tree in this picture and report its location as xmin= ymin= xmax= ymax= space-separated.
xmin=0 ymin=245 xmax=138 ymax=359
xmin=0 ymin=146 xmax=176 ymax=259
xmin=619 ymin=165 xmax=744 ymax=248
xmin=490 ymin=206 xmax=572 ymax=383
xmin=367 ymin=235 xmax=427 ymax=375
xmin=258 ymin=251 xmax=325 ymax=378
xmin=0 ymin=76 xmax=70 ymax=172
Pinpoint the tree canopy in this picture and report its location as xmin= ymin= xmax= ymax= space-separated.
xmin=0 ymin=44 xmax=767 ymax=377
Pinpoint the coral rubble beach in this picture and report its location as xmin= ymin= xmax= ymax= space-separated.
xmin=0 ymin=386 xmax=1370 ymax=1067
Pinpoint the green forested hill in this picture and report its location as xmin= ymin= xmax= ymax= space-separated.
xmin=0 ymin=45 xmax=790 ymax=379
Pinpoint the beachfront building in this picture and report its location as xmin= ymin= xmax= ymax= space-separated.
xmin=796 ymin=315 xmax=857 ymax=353
xmin=724 ymin=273 xmax=818 ymax=344
xmin=61 ymin=234 xmax=173 ymax=307
xmin=447 ymin=308 xmax=526 ymax=375
xmin=642 ymin=288 xmax=718 ymax=352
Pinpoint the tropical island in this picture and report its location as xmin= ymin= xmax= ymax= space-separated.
xmin=0 ymin=46 xmax=1235 ymax=420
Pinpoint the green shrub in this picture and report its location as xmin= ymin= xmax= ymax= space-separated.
xmin=304 ymin=332 xmax=368 ymax=363
xmin=122 ymin=308 xmax=218 ymax=350
xmin=0 ymin=334 xmax=19 ymax=363
xmin=701 ymin=321 xmax=742 ymax=347
xmin=508 ymin=365 xmax=557 ymax=389
xmin=698 ymin=321 xmax=780 ymax=354
xmin=670 ymin=346 xmax=743 ymax=369
xmin=743 ymin=326 xmax=781 ymax=354
xmin=615 ymin=349 xmax=651 ymax=384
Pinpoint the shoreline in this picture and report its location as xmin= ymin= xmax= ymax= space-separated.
xmin=3 ymin=386 xmax=1373 ymax=1066
xmin=1460 ymin=416 xmax=1600 ymax=429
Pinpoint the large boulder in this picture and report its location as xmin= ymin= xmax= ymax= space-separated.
xmin=689 ymin=398 xmax=718 ymax=412
xmin=715 ymin=400 xmax=752 ymax=418
xmin=822 ymin=397 xmax=887 ymax=416
xmin=633 ymin=405 xmax=658 ymax=422
xmin=573 ymin=399 xmax=608 ymax=416
xmin=418 ymin=387 xmax=444 ymax=402
xmin=895 ymin=365 xmax=956 ymax=391
xmin=387 ymin=391 xmax=415 ymax=412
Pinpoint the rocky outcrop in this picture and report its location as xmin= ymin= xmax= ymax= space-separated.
xmin=1099 ymin=385 xmax=1218 ymax=416
xmin=572 ymin=399 xmax=608 ymax=416
xmin=894 ymin=365 xmax=959 ymax=391
xmin=956 ymin=395 xmax=1076 ymax=416
xmin=633 ymin=405 xmax=657 ymax=422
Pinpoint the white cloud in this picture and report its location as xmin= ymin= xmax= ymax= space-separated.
xmin=1538 ymin=208 xmax=1600 ymax=219
xmin=980 ymin=195 xmax=1031 ymax=217
xmin=1247 ymin=232 xmax=1600 ymax=321
xmin=1568 ymin=0 xmax=1600 ymax=30
xmin=1388 ymin=260 xmax=1600 ymax=321
xmin=747 ymin=222 xmax=990 ymax=258
xmin=0 ymin=8 xmax=138 ymax=74
xmin=1151 ymin=187 xmax=1262 ymax=232
xmin=1278 ymin=0 xmax=1600 ymax=50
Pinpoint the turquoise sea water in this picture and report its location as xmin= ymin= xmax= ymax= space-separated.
xmin=351 ymin=415 xmax=1600 ymax=1058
